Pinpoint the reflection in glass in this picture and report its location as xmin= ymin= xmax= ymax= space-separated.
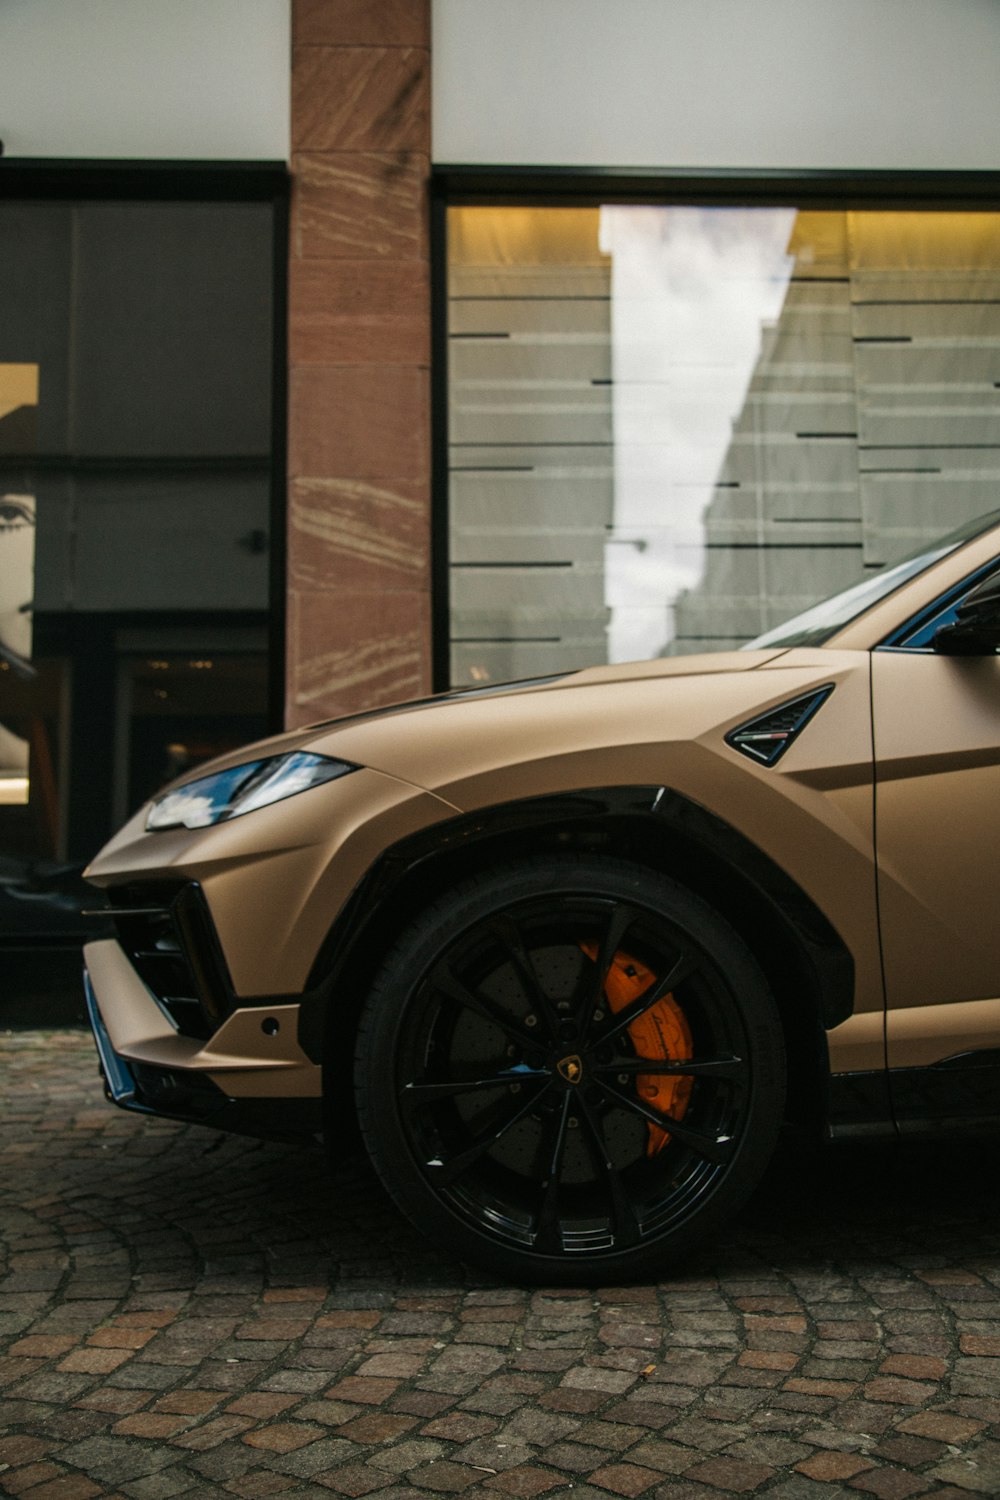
xmin=599 ymin=207 xmax=795 ymax=660
xmin=116 ymin=652 xmax=269 ymax=824
xmin=0 ymin=493 xmax=35 ymax=806
xmin=0 ymin=201 xmax=274 ymax=885
xmin=447 ymin=205 xmax=1000 ymax=684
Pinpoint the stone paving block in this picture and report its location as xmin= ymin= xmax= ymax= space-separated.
xmin=897 ymin=1408 xmax=986 ymax=1442
xmin=627 ymin=1437 xmax=697 ymax=1474
xmin=365 ymin=1439 xmax=446 ymax=1475
xmin=40 ymin=1409 xmax=109 ymax=1443
xmin=242 ymin=1422 xmax=330 ymax=1453
xmin=585 ymin=1461 xmax=660 ymax=1495
xmin=262 ymin=1436 xmax=361 ymax=1477
xmin=124 ymin=1470 xmax=200 ymax=1497
xmin=334 ymin=1413 xmax=415 ymax=1445
xmin=58 ymin=1347 xmax=133 ymax=1374
xmin=449 ymin=1435 xmax=534 ymax=1472
xmin=185 ymin=1442 xmax=258 ymax=1483
xmin=0 ymin=1433 xmax=58 ymax=1466
xmin=390 ymin=1392 xmax=455 ymax=1419
xmin=499 ymin=1407 xmax=581 ymax=1445
xmin=418 ymin=1413 xmax=495 ymax=1443
xmin=171 ymin=1414 xmax=256 ymax=1450
xmin=3 ymin=1034 xmax=1000 ymax=1500
xmin=14 ymin=1477 xmax=106 ymax=1500
xmin=726 ymin=1435 xmax=813 ymax=1468
xmin=600 ymin=1398 xmax=677 ymax=1427
xmin=784 ymin=1377 xmax=860 ymax=1399
xmin=325 ymin=1378 xmax=403 ymax=1406
xmin=264 ymin=1364 xmax=343 ymax=1388
xmin=929 ymin=1436 xmax=1000 ymax=1494
xmin=311 ymin=1464 xmax=394 ymax=1494
xmin=154 ymin=1391 xmax=222 ymax=1416
xmin=863 ymin=1375 xmax=941 ymax=1405
xmin=561 ymin=1368 xmax=637 ymax=1396
xmin=226 ymin=1394 xmax=301 ymax=1420
xmin=2 ymin=1459 xmax=66 ymax=1491
xmin=453 ymin=1388 xmax=527 ymax=1417
xmin=684 ymin=1454 xmax=777 ymax=1490
xmin=54 ymin=1433 xmax=182 ymax=1484
xmin=482 ymin=1466 xmax=565 ymax=1495
xmin=571 ymin=1419 xmax=647 ymax=1451
xmin=764 ymin=1481 xmax=853 ymax=1500
xmin=846 ymin=1468 xmax=932 ymax=1498
xmin=872 ymin=1431 xmax=944 ymax=1466
xmin=112 ymin=1413 xmax=196 ymax=1439
xmin=529 ymin=1440 xmax=600 ymax=1474
xmin=510 ymin=1350 xmax=579 ymax=1374
xmin=795 ymin=1449 xmax=875 ymax=1481
xmin=9 ymin=1334 xmax=79 ymax=1357
xmin=357 ymin=1354 xmax=428 ymax=1379
xmin=407 ymin=1458 xmax=482 ymax=1491
xmin=828 ymin=1400 xmax=898 ymax=1435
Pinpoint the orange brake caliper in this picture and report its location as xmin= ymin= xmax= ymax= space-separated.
xmin=580 ymin=943 xmax=694 ymax=1156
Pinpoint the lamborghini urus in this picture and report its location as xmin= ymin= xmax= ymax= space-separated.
xmin=83 ymin=509 xmax=1000 ymax=1282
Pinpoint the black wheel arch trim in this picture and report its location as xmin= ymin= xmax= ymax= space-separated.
xmin=300 ymin=785 xmax=854 ymax=1070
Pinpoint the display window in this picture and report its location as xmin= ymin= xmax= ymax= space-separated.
xmin=0 ymin=175 xmax=285 ymax=949
xmin=445 ymin=203 xmax=1000 ymax=684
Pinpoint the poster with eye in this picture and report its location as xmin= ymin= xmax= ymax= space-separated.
xmin=0 ymin=364 xmax=39 ymax=805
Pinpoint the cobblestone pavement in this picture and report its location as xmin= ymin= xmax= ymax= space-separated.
xmin=2 ymin=1030 xmax=1000 ymax=1500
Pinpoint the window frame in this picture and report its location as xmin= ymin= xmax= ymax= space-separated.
xmin=430 ymin=166 xmax=1000 ymax=690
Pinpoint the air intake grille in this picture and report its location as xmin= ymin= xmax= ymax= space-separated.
xmin=725 ymin=686 xmax=834 ymax=767
xmin=97 ymin=883 xmax=233 ymax=1039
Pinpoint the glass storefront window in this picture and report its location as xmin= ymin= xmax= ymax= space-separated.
xmin=447 ymin=205 xmax=1000 ymax=683
xmin=0 ymin=192 xmax=278 ymax=942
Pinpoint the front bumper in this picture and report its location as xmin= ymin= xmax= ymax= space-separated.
xmin=83 ymin=938 xmax=323 ymax=1140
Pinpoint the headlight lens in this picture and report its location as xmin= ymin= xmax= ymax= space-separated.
xmin=146 ymin=752 xmax=357 ymax=831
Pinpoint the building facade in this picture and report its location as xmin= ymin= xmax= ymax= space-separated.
xmin=1 ymin=0 xmax=1000 ymax=881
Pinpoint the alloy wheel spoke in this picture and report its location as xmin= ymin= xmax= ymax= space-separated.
xmin=487 ymin=915 xmax=564 ymax=1037
xmin=596 ymin=1078 xmax=735 ymax=1165
xmin=573 ymin=899 xmax=639 ymax=1029
xmin=430 ymin=958 xmax=537 ymax=1047
xmin=422 ymin=1079 xmax=553 ymax=1186
xmin=600 ymin=949 xmax=699 ymax=1046
xmin=533 ymin=1092 xmax=574 ymax=1254
xmin=403 ymin=1067 xmax=551 ymax=1109
xmin=575 ymin=1093 xmax=642 ymax=1248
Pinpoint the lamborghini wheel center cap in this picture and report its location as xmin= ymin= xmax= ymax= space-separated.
xmin=557 ymin=1054 xmax=583 ymax=1085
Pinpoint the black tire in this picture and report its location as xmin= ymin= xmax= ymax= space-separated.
xmin=354 ymin=856 xmax=785 ymax=1284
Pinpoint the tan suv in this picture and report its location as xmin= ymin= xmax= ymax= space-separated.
xmin=83 ymin=510 xmax=1000 ymax=1282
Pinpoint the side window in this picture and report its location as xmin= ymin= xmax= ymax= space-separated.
xmin=882 ymin=566 xmax=1000 ymax=652
xmin=892 ymin=595 xmax=966 ymax=651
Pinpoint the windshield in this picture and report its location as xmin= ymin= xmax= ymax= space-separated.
xmin=743 ymin=510 xmax=1000 ymax=650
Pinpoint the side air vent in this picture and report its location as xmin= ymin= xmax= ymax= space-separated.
xmin=725 ymin=686 xmax=834 ymax=767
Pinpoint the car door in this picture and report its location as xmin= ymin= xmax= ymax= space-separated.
xmin=872 ymin=628 xmax=1000 ymax=1126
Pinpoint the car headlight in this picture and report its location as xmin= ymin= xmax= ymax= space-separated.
xmin=145 ymin=752 xmax=357 ymax=832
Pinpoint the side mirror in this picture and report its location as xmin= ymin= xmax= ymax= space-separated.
xmin=933 ymin=571 xmax=1000 ymax=656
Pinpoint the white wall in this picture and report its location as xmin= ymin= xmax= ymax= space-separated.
xmin=0 ymin=0 xmax=289 ymax=160
xmin=432 ymin=0 xmax=1000 ymax=171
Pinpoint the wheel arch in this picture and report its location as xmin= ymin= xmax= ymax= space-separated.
xmin=308 ymin=786 xmax=850 ymax=1139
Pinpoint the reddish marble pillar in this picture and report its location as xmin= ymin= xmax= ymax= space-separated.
xmin=287 ymin=0 xmax=432 ymax=726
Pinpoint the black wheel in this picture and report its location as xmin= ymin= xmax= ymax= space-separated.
xmin=354 ymin=856 xmax=785 ymax=1284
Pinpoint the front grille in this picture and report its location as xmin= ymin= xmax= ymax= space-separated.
xmin=99 ymin=883 xmax=233 ymax=1040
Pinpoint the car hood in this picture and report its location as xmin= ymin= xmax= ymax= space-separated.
xmin=155 ymin=649 xmax=794 ymax=808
